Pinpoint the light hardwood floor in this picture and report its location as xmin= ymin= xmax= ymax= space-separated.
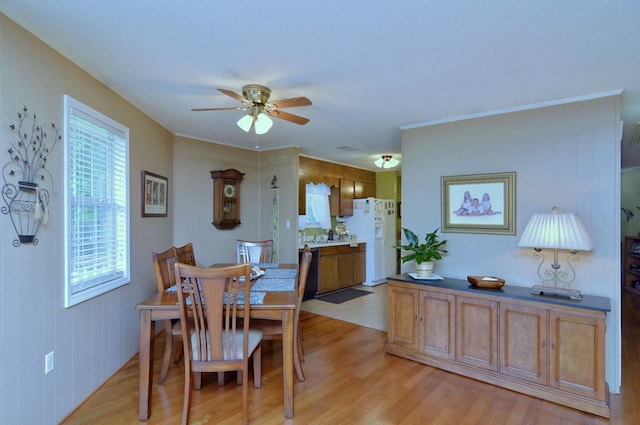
xmin=61 ymin=288 xmax=640 ymax=424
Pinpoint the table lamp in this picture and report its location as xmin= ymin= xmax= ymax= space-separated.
xmin=518 ymin=207 xmax=593 ymax=300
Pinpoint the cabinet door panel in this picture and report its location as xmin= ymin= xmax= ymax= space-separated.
xmin=549 ymin=311 xmax=607 ymax=401
xmin=318 ymin=255 xmax=341 ymax=293
xmin=500 ymin=303 xmax=548 ymax=384
xmin=387 ymin=286 xmax=418 ymax=349
xmin=353 ymin=245 xmax=366 ymax=284
xmin=338 ymin=252 xmax=354 ymax=288
xmin=339 ymin=179 xmax=354 ymax=216
xmin=455 ymin=296 xmax=498 ymax=371
xmin=420 ymin=291 xmax=455 ymax=359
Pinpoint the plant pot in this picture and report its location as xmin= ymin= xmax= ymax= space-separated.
xmin=416 ymin=261 xmax=434 ymax=278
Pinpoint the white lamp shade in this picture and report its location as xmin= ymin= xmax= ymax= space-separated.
xmin=237 ymin=114 xmax=254 ymax=132
xmin=518 ymin=209 xmax=593 ymax=251
xmin=254 ymin=113 xmax=273 ymax=135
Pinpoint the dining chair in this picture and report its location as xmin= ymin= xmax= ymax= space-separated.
xmin=249 ymin=244 xmax=312 ymax=381
xmin=174 ymin=262 xmax=263 ymax=425
xmin=176 ymin=242 xmax=196 ymax=266
xmin=151 ymin=246 xmax=183 ymax=384
xmin=236 ymin=239 xmax=274 ymax=264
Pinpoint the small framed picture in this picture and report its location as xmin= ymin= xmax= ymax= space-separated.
xmin=441 ymin=172 xmax=516 ymax=235
xmin=142 ymin=170 xmax=168 ymax=217
xmin=631 ymin=241 xmax=640 ymax=255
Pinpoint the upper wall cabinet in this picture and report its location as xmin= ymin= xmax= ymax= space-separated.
xmin=299 ymin=157 xmax=376 ymax=216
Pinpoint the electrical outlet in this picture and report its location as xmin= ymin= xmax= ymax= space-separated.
xmin=45 ymin=351 xmax=54 ymax=374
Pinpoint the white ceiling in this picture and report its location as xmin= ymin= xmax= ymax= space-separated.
xmin=2 ymin=0 xmax=640 ymax=170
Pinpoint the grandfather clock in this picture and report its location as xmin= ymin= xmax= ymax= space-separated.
xmin=210 ymin=168 xmax=244 ymax=230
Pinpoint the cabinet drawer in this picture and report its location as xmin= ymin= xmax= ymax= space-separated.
xmin=318 ymin=245 xmax=351 ymax=256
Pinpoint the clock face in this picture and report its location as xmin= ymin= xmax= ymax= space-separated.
xmin=224 ymin=183 xmax=236 ymax=198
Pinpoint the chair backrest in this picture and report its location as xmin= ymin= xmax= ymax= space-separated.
xmin=236 ymin=239 xmax=274 ymax=264
xmin=176 ymin=242 xmax=196 ymax=266
xmin=152 ymin=247 xmax=178 ymax=293
xmin=297 ymin=245 xmax=313 ymax=308
xmin=174 ymin=262 xmax=253 ymax=362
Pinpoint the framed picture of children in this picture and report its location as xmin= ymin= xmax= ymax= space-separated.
xmin=441 ymin=172 xmax=516 ymax=234
xmin=142 ymin=170 xmax=168 ymax=217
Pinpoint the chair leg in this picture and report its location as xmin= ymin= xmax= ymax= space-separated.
xmin=242 ymin=360 xmax=249 ymax=425
xmin=217 ymin=372 xmax=225 ymax=386
xmin=297 ymin=326 xmax=305 ymax=362
xmin=182 ymin=368 xmax=193 ymax=425
xmin=294 ymin=339 xmax=305 ymax=381
xmin=172 ymin=339 xmax=183 ymax=363
xmin=253 ymin=344 xmax=262 ymax=388
xmin=194 ymin=372 xmax=202 ymax=390
xmin=158 ymin=321 xmax=174 ymax=384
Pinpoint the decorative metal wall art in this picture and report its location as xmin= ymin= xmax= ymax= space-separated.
xmin=2 ymin=106 xmax=61 ymax=246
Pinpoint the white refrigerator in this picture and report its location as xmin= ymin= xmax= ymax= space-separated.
xmin=343 ymin=198 xmax=396 ymax=286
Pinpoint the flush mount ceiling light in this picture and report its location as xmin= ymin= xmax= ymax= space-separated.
xmin=375 ymin=154 xmax=400 ymax=168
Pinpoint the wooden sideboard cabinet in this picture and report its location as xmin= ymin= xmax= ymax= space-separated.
xmin=386 ymin=275 xmax=610 ymax=418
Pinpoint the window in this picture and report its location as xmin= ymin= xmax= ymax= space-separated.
xmin=64 ymin=95 xmax=130 ymax=307
xmin=305 ymin=182 xmax=331 ymax=229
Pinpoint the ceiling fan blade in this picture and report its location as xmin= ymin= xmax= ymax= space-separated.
xmin=218 ymin=88 xmax=250 ymax=104
xmin=191 ymin=106 xmax=246 ymax=112
xmin=269 ymin=96 xmax=312 ymax=109
xmin=267 ymin=109 xmax=310 ymax=125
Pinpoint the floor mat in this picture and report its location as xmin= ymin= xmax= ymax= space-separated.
xmin=316 ymin=288 xmax=373 ymax=304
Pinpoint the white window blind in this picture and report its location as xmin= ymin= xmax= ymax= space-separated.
xmin=64 ymin=95 xmax=130 ymax=307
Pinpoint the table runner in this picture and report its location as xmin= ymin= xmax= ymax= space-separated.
xmin=252 ymin=278 xmax=295 ymax=292
xmin=263 ymin=268 xmax=297 ymax=279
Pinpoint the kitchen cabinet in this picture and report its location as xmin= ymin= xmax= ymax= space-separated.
xmin=299 ymin=157 xmax=376 ymax=217
xmin=339 ymin=179 xmax=354 ymax=216
xmin=354 ymin=181 xmax=376 ymax=199
xmin=319 ymin=245 xmax=354 ymax=293
xmin=385 ymin=275 xmax=610 ymax=418
xmin=309 ymin=243 xmax=366 ymax=295
xmin=353 ymin=243 xmax=366 ymax=285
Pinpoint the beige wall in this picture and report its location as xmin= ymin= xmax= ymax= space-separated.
xmin=0 ymin=14 xmax=300 ymax=423
xmin=0 ymin=13 xmax=175 ymax=424
xmin=401 ymin=95 xmax=622 ymax=391
xmin=171 ymin=137 xmax=299 ymax=265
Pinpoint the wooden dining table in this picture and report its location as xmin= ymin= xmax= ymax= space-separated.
xmin=136 ymin=264 xmax=298 ymax=420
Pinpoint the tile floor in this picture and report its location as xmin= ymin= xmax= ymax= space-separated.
xmin=301 ymin=284 xmax=387 ymax=331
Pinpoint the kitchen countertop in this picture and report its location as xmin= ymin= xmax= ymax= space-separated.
xmin=298 ymin=240 xmax=365 ymax=250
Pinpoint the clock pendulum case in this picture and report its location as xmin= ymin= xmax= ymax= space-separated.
xmin=210 ymin=168 xmax=244 ymax=230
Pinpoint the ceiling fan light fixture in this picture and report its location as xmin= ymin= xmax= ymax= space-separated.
xmin=237 ymin=114 xmax=254 ymax=132
xmin=375 ymin=154 xmax=399 ymax=168
xmin=254 ymin=113 xmax=273 ymax=135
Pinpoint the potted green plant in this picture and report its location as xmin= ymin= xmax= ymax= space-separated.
xmin=395 ymin=227 xmax=448 ymax=277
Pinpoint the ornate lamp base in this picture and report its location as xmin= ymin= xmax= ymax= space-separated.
xmin=530 ymin=284 xmax=583 ymax=301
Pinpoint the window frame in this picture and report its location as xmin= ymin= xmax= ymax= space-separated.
xmin=63 ymin=95 xmax=130 ymax=307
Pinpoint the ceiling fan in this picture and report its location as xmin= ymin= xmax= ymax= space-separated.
xmin=191 ymin=84 xmax=312 ymax=134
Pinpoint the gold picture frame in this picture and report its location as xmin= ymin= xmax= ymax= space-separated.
xmin=441 ymin=172 xmax=515 ymax=234
xmin=142 ymin=170 xmax=168 ymax=217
